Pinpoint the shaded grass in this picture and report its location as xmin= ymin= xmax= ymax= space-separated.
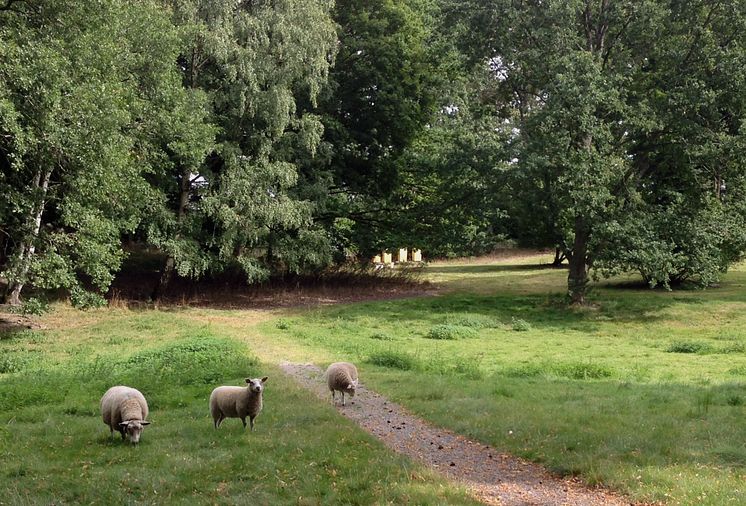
xmin=0 ymin=312 xmax=479 ymax=505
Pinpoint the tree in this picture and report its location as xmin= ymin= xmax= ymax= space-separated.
xmin=458 ymin=0 xmax=746 ymax=303
xmin=146 ymin=0 xmax=337 ymax=298
xmin=0 ymin=0 xmax=196 ymax=305
xmin=305 ymin=0 xmax=441 ymax=259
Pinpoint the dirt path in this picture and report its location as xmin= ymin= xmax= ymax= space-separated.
xmin=281 ymin=362 xmax=633 ymax=506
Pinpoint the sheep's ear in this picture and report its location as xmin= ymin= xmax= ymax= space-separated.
xmin=347 ymin=384 xmax=354 ymax=390
xmin=141 ymin=421 xmax=151 ymax=426
xmin=119 ymin=422 xmax=129 ymax=428
xmin=261 ymin=376 xmax=268 ymax=383
xmin=245 ymin=378 xmax=251 ymax=384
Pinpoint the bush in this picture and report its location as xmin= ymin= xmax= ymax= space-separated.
xmin=70 ymin=287 xmax=107 ymax=310
xmin=16 ymin=298 xmax=49 ymax=316
xmin=367 ymin=350 xmax=416 ymax=370
xmin=511 ymin=317 xmax=532 ymax=332
xmin=275 ymin=319 xmax=291 ymax=330
xmin=666 ymin=341 xmax=712 ymax=354
xmin=425 ymin=324 xmax=477 ymax=340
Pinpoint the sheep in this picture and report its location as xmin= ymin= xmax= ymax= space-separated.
xmin=209 ymin=376 xmax=268 ymax=431
xmin=325 ymin=362 xmax=358 ymax=406
xmin=100 ymin=386 xmax=151 ymax=444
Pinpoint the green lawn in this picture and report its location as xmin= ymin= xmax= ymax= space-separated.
xmin=2 ymin=254 xmax=746 ymax=505
xmin=254 ymin=255 xmax=746 ymax=505
xmin=0 ymin=311 xmax=478 ymax=505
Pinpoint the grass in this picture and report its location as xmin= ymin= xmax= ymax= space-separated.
xmin=4 ymin=252 xmax=746 ymax=505
xmin=0 ymin=311 xmax=479 ymax=505
xmin=253 ymin=253 xmax=746 ymax=505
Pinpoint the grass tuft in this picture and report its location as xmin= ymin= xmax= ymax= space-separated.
xmin=666 ymin=341 xmax=712 ymax=354
xmin=425 ymin=324 xmax=477 ymax=340
xmin=367 ymin=350 xmax=417 ymax=370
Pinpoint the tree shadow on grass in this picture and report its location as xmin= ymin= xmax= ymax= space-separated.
xmin=426 ymin=263 xmax=563 ymax=274
xmin=324 ymin=289 xmax=681 ymax=334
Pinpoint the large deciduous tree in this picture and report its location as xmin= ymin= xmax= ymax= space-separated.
xmin=307 ymin=0 xmax=441 ymax=258
xmin=148 ymin=0 xmax=337 ymax=298
xmin=459 ymin=0 xmax=746 ymax=303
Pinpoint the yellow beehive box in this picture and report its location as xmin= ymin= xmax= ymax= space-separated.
xmin=381 ymin=251 xmax=392 ymax=264
xmin=411 ymin=249 xmax=422 ymax=262
xmin=397 ymin=248 xmax=408 ymax=263
xmin=372 ymin=255 xmax=381 ymax=263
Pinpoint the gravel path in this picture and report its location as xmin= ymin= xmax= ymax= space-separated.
xmin=281 ymin=362 xmax=633 ymax=506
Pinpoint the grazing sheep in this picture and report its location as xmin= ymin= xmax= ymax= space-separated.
xmin=209 ymin=377 xmax=268 ymax=431
xmin=100 ymin=386 xmax=151 ymax=444
xmin=325 ymin=362 xmax=358 ymax=406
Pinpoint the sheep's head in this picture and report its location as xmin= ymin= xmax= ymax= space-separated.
xmin=119 ymin=420 xmax=150 ymax=444
xmin=346 ymin=380 xmax=358 ymax=397
xmin=245 ymin=376 xmax=268 ymax=394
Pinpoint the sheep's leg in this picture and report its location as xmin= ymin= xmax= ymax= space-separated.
xmin=250 ymin=416 xmax=255 ymax=431
xmin=241 ymin=417 xmax=247 ymax=429
xmin=341 ymin=391 xmax=346 ymax=406
xmin=331 ymin=390 xmax=335 ymax=404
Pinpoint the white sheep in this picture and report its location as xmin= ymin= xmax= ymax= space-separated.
xmin=325 ymin=362 xmax=358 ymax=406
xmin=100 ymin=385 xmax=151 ymax=444
xmin=209 ymin=377 xmax=268 ymax=431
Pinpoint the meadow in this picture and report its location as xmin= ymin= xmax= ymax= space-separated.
xmin=1 ymin=252 xmax=745 ymax=504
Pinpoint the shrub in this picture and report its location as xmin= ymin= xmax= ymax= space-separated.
xmin=666 ymin=341 xmax=712 ymax=354
xmin=511 ymin=317 xmax=532 ymax=332
xmin=275 ymin=319 xmax=291 ymax=330
xmin=17 ymin=297 xmax=49 ymax=316
xmin=425 ymin=324 xmax=477 ymax=340
xmin=367 ymin=350 xmax=416 ymax=370
xmin=70 ymin=287 xmax=106 ymax=310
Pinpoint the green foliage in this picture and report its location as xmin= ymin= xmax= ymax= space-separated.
xmin=457 ymin=0 xmax=746 ymax=300
xmin=0 ymin=0 xmax=207 ymax=302
xmin=14 ymin=297 xmax=49 ymax=316
xmin=69 ymin=287 xmax=107 ymax=310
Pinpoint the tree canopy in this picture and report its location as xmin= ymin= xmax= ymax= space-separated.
xmin=3 ymin=0 xmax=746 ymax=306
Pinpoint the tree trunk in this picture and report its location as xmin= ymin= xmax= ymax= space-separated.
xmin=567 ymin=216 xmax=590 ymax=305
xmin=4 ymin=168 xmax=52 ymax=305
xmin=551 ymin=247 xmax=566 ymax=267
xmin=152 ymin=167 xmax=192 ymax=301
